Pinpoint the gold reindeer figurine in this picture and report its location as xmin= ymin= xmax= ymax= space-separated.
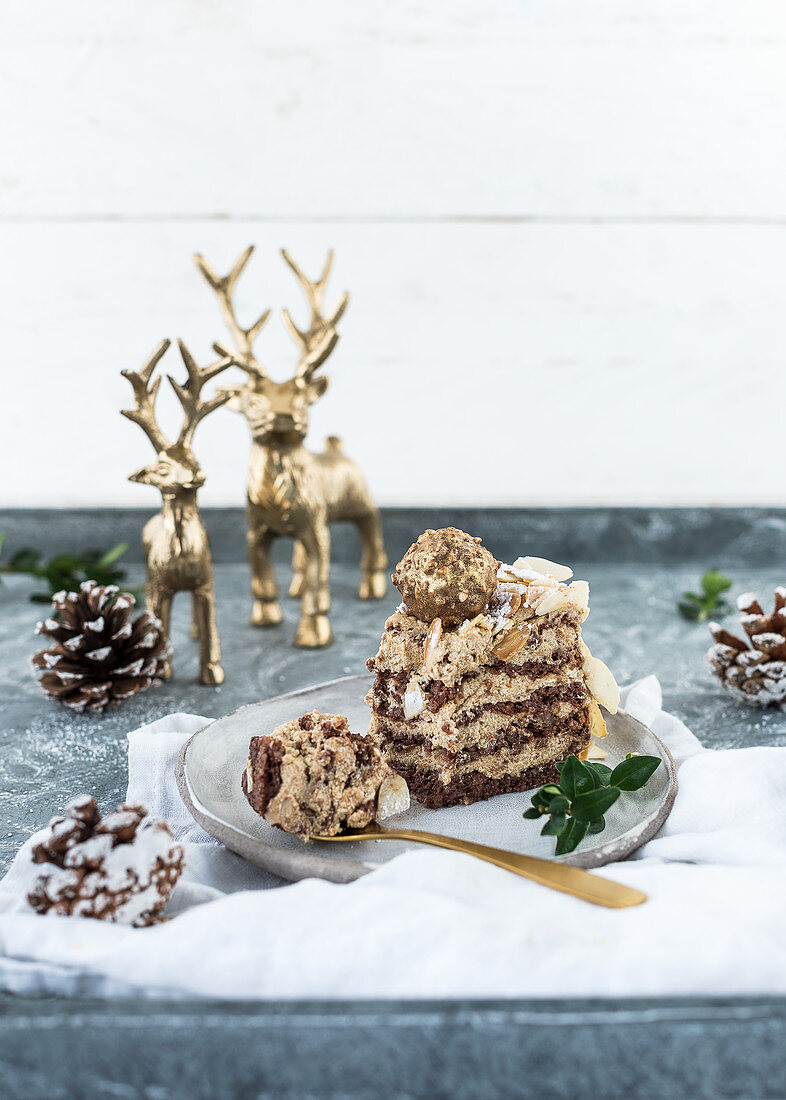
xmin=194 ymin=245 xmax=388 ymax=648
xmin=121 ymin=338 xmax=232 ymax=683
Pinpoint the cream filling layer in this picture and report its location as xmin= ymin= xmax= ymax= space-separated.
xmin=369 ymin=692 xmax=591 ymax=755
xmin=370 ymin=666 xmax=587 ymax=723
xmin=384 ymin=728 xmax=590 ymax=784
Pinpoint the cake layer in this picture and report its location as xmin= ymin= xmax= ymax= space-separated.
xmin=374 ymin=695 xmax=591 ymax=764
xmin=388 ymin=731 xmax=590 ymax=809
xmin=368 ymin=665 xmax=586 ymax=722
xmin=367 ymin=607 xmax=583 ymax=689
xmin=373 ymin=698 xmax=591 ymax=763
xmin=368 ymin=677 xmax=592 ymax=755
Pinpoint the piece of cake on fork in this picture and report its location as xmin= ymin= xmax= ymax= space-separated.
xmin=365 ymin=528 xmax=619 ymax=809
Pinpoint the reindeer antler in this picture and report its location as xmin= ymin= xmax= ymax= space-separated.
xmin=121 ymin=339 xmax=172 ymax=453
xmin=169 ymin=340 xmax=234 ymax=452
xmin=281 ymin=249 xmax=349 ymax=381
xmin=193 ymin=246 xmax=270 ymax=379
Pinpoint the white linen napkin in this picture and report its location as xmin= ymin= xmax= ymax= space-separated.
xmin=1 ymin=676 xmax=785 ymax=1001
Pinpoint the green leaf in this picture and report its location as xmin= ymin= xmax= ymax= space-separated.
xmin=678 ymin=570 xmax=733 ymax=623
xmin=96 ymin=541 xmax=129 ymax=568
xmin=0 ymin=537 xmax=130 ymax=602
xmin=547 ymin=795 xmax=569 ymax=816
xmin=609 ymin=755 xmax=661 ymax=791
xmin=584 ymin=762 xmax=613 ymax=786
xmin=570 ymin=786 xmax=621 ymax=823
xmin=558 ymin=755 xmax=597 ymax=799
xmin=7 ymin=547 xmax=43 ymax=574
xmin=555 ymin=818 xmax=588 ymax=855
xmin=701 ymin=569 xmax=732 ymax=598
xmin=588 ymin=816 xmax=606 ymax=834
xmin=523 ymin=807 xmax=542 ymax=820
xmin=541 ymin=813 xmax=567 ymax=836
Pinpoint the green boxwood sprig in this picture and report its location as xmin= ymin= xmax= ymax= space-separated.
xmin=0 ymin=537 xmax=133 ymax=603
xmin=678 ymin=568 xmax=732 ymax=623
xmin=524 ymin=753 xmax=662 ymax=855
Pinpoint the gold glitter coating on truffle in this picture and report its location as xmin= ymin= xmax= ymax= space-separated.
xmin=391 ymin=528 xmax=499 ymax=626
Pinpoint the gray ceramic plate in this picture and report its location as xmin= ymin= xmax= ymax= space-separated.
xmin=176 ymin=673 xmax=677 ymax=883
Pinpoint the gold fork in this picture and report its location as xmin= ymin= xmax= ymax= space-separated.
xmin=315 ymin=823 xmax=646 ymax=908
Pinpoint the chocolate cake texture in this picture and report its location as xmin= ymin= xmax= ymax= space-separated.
xmin=367 ymin=541 xmax=619 ymax=809
xmin=242 ymin=710 xmax=409 ymax=839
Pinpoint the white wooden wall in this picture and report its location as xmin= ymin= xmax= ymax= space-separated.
xmin=2 ymin=1 xmax=786 ymax=507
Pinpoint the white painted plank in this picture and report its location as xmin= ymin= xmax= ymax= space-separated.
xmin=2 ymin=1 xmax=786 ymax=218
xmin=1 ymin=220 xmax=783 ymax=507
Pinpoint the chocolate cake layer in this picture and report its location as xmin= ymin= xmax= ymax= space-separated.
xmin=242 ymin=736 xmax=284 ymax=818
xmin=368 ymin=667 xmax=586 ymax=721
xmin=368 ymin=678 xmax=591 ymax=756
xmin=383 ymin=722 xmax=589 ymax=779
xmin=390 ymin=738 xmax=588 ymax=809
xmin=376 ymin=707 xmax=591 ymax=766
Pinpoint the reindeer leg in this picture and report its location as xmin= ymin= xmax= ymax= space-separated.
xmin=190 ymin=598 xmax=199 ymax=640
xmin=247 ymin=512 xmax=283 ymax=627
xmin=356 ymin=508 xmax=389 ymax=600
xmin=147 ymin=583 xmax=173 ymax=679
xmin=295 ymin=522 xmax=332 ymax=648
xmin=194 ymin=580 xmax=225 ymax=686
xmin=289 ymin=539 xmax=306 ymax=598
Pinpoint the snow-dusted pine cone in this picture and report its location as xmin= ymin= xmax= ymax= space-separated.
xmin=28 ymin=795 xmax=184 ymax=927
xmin=31 ymin=581 xmax=170 ymax=712
xmin=707 ymin=588 xmax=786 ymax=708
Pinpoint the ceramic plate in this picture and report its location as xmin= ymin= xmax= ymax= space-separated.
xmin=176 ymin=673 xmax=677 ymax=883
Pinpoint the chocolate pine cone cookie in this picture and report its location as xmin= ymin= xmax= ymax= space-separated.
xmin=707 ymin=589 xmax=786 ymax=707
xmin=242 ymin=711 xmax=409 ymax=839
xmin=28 ymin=796 xmax=184 ymax=927
xmin=392 ymin=527 xmax=499 ymax=626
xmin=32 ymin=581 xmax=171 ymax=713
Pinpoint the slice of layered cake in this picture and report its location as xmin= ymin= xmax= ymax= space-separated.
xmin=366 ymin=528 xmax=619 ymax=809
xmin=242 ymin=711 xmax=410 ymax=839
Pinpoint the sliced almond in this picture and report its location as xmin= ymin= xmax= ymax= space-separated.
xmin=376 ymin=773 xmax=410 ymax=820
xmin=422 ymin=617 xmax=443 ymax=673
xmin=245 ymin=758 xmax=254 ymax=792
xmin=529 ymin=586 xmax=570 ymax=615
xmin=492 ymin=623 xmax=530 ymax=659
xmin=506 ymin=592 xmax=522 ymax=615
xmin=587 ymin=697 xmax=608 ymax=739
xmin=583 ymin=654 xmax=620 ymax=715
xmin=567 ymin=580 xmax=589 ymax=618
xmin=587 ymin=741 xmax=608 ymax=761
xmin=512 ymin=556 xmax=573 ymax=582
xmin=458 ymin=613 xmax=487 ymax=635
xmin=404 ymin=680 xmax=425 ymax=720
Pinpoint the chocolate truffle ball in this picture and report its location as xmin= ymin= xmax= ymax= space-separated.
xmin=391 ymin=528 xmax=499 ymax=626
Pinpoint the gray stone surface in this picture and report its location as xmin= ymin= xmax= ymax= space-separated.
xmin=2 ymin=996 xmax=785 ymax=1099
xmin=4 ymin=503 xmax=786 ymax=565
xmin=1 ymin=507 xmax=785 ymax=1098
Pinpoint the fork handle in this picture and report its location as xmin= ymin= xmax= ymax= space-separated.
xmin=363 ymin=827 xmax=646 ymax=908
